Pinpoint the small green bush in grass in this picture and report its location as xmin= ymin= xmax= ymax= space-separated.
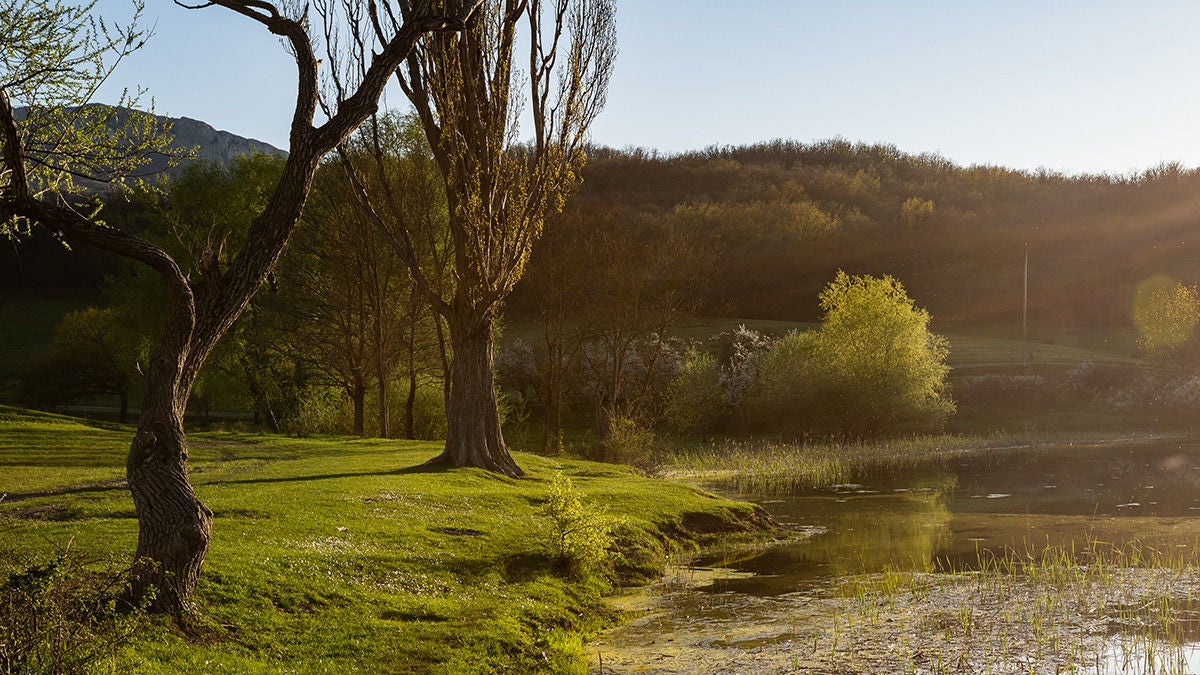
xmin=543 ymin=473 xmax=618 ymax=575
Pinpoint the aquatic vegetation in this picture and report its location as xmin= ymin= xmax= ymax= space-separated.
xmin=665 ymin=432 xmax=1171 ymax=495
xmin=821 ymin=540 xmax=1200 ymax=673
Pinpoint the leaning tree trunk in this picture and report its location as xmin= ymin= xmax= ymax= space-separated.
xmin=428 ymin=306 xmax=523 ymax=477
xmin=125 ymin=376 xmax=212 ymax=615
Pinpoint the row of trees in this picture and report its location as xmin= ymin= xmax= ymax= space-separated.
xmin=500 ymin=271 xmax=955 ymax=451
xmin=20 ymin=144 xmax=449 ymax=438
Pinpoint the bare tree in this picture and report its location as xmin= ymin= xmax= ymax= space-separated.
xmin=278 ymin=135 xmax=448 ymax=438
xmin=340 ymin=0 xmax=616 ymax=476
xmin=1 ymin=0 xmax=481 ymax=614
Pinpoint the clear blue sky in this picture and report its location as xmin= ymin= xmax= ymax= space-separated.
xmin=94 ymin=0 xmax=1200 ymax=176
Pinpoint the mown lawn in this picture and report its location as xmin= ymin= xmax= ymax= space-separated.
xmin=0 ymin=407 xmax=772 ymax=673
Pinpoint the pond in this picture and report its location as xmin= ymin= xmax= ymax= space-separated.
xmin=592 ymin=439 xmax=1200 ymax=673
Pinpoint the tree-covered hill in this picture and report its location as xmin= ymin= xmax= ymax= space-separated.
xmin=514 ymin=140 xmax=1200 ymax=332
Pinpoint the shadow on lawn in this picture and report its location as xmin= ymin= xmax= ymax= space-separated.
xmin=205 ymin=459 xmax=509 ymax=487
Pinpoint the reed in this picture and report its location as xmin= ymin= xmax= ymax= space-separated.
xmin=813 ymin=539 xmax=1200 ymax=673
xmin=666 ymin=431 xmax=1169 ymax=495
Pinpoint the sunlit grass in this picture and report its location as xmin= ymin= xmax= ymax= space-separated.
xmin=0 ymin=406 xmax=775 ymax=673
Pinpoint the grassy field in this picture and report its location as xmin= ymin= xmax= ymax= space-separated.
xmin=0 ymin=407 xmax=775 ymax=673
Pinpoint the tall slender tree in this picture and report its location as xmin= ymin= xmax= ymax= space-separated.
xmin=340 ymin=0 xmax=616 ymax=476
xmin=0 ymin=0 xmax=482 ymax=614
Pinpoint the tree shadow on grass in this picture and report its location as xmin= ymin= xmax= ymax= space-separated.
xmin=205 ymin=458 xmax=498 ymax=487
xmin=0 ymin=478 xmax=126 ymax=503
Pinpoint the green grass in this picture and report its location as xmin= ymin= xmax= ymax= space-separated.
xmin=0 ymin=407 xmax=775 ymax=673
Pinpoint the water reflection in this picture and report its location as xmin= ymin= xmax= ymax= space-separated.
xmin=706 ymin=441 xmax=1200 ymax=595
xmin=709 ymin=489 xmax=953 ymax=595
xmin=594 ymin=440 xmax=1200 ymax=673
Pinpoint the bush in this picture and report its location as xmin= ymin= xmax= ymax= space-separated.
xmin=542 ymin=473 xmax=617 ymax=575
xmin=742 ymin=272 xmax=954 ymax=437
xmin=409 ymin=382 xmax=448 ymax=440
xmin=664 ymin=349 xmax=724 ymax=435
xmin=715 ymin=325 xmax=775 ymax=407
xmin=741 ymin=330 xmax=823 ymax=434
xmin=953 ymin=374 xmax=1052 ymax=412
xmin=595 ymin=415 xmax=664 ymax=476
xmin=284 ymin=385 xmax=347 ymax=436
xmin=0 ymin=554 xmax=148 ymax=674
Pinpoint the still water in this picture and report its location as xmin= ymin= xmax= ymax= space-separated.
xmin=592 ymin=440 xmax=1200 ymax=673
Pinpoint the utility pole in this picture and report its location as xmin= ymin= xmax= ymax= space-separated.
xmin=1022 ymin=243 xmax=1029 ymax=369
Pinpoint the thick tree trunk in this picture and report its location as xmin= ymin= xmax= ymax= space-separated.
xmin=427 ymin=310 xmax=522 ymax=476
xmin=125 ymin=388 xmax=212 ymax=616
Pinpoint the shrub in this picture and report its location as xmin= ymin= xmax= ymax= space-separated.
xmin=595 ymin=415 xmax=664 ymax=476
xmin=740 ymin=330 xmax=823 ymax=435
xmin=1063 ymin=361 xmax=1134 ymax=398
xmin=664 ymin=349 xmax=724 ymax=435
xmin=284 ymin=385 xmax=347 ymax=436
xmin=0 ymin=554 xmax=148 ymax=674
xmin=715 ymin=325 xmax=775 ymax=407
xmin=953 ymin=374 xmax=1052 ymax=412
xmin=542 ymin=473 xmax=617 ymax=575
xmin=743 ymin=272 xmax=954 ymax=437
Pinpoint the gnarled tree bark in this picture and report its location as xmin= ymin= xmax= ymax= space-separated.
xmin=426 ymin=301 xmax=521 ymax=475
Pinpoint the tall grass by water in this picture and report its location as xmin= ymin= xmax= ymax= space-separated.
xmin=666 ymin=432 xmax=1168 ymax=495
xmin=816 ymin=539 xmax=1200 ymax=673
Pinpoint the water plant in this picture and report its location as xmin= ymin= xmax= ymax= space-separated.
xmin=821 ymin=539 xmax=1200 ymax=673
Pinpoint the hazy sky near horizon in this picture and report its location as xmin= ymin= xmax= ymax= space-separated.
xmin=92 ymin=0 xmax=1200 ymax=176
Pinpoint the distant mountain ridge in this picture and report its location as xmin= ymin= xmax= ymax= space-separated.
xmin=163 ymin=113 xmax=287 ymax=167
xmin=14 ymin=104 xmax=287 ymax=179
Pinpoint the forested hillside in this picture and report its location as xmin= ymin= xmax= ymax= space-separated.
xmin=9 ymin=134 xmax=1200 ymax=439
xmin=512 ymin=140 xmax=1200 ymax=332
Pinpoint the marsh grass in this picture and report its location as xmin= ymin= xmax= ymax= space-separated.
xmin=817 ymin=540 xmax=1200 ymax=673
xmin=666 ymin=432 xmax=1168 ymax=495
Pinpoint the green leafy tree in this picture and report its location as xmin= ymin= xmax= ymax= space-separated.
xmin=19 ymin=307 xmax=143 ymax=422
xmin=1 ymin=0 xmax=482 ymax=614
xmin=815 ymin=271 xmax=954 ymax=434
xmin=287 ymin=114 xmax=451 ymax=438
xmin=1133 ymin=277 xmax=1200 ymax=365
xmin=747 ymin=272 xmax=954 ymax=437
